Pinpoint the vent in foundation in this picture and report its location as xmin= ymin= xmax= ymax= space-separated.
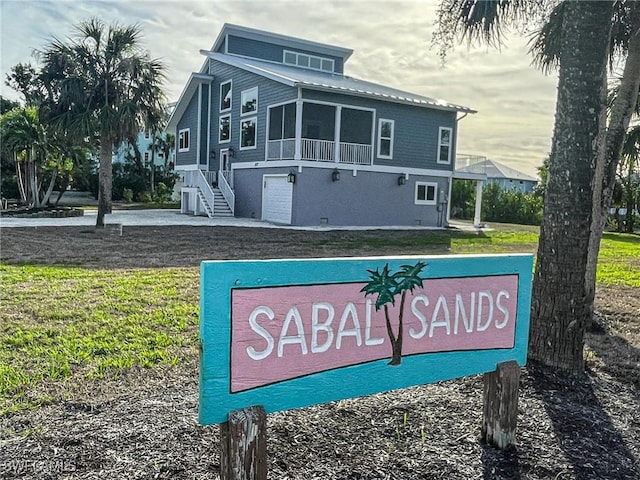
xmin=320 ymin=217 xmax=329 ymax=225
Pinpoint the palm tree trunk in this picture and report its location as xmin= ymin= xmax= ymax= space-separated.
xmin=97 ymin=137 xmax=113 ymax=228
xmin=585 ymin=3 xmax=640 ymax=321
xmin=383 ymin=305 xmax=400 ymax=365
xmin=42 ymin=168 xmax=58 ymax=206
xmin=390 ymin=291 xmax=407 ymax=366
xmin=15 ymin=155 xmax=27 ymax=204
xmin=529 ymin=1 xmax=614 ymax=374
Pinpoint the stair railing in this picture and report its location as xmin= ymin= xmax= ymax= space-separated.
xmin=193 ymin=169 xmax=217 ymax=217
xmin=217 ymin=169 xmax=235 ymax=215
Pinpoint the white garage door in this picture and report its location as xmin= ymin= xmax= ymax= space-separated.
xmin=262 ymin=175 xmax=293 ymax=224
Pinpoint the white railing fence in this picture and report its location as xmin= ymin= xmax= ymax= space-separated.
xmin=183 ymin=170 xmax=217 ymax=217
xmin=339 ymin=142 xmax=372 ymax=165
xmin=218 ymin=169 xmax=235 ymax=215
xmin=267 ymin=139 xmax=296 ymax=160
xmin=301 ymin=138 xmax=335 ymax=162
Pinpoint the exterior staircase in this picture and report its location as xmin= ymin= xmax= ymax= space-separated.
xmin=211 ymin=188 xmax=233 ymax=217
xmin=196 ymin=187 xmax=233 ymax=218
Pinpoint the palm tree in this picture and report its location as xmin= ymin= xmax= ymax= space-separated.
xmin=361 ymin=261 xmax=426 ymax=365
xmin=39 ymin=18 xmax=166 ymax=227
xmin=436 ymin=0 xmax=624 ymax=373
xmin=0 ymin=107 xmax=58 ymax=207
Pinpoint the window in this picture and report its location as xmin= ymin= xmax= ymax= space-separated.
xmin=437 ymin=127 xmax=452 ymax=164
xmin=241 ymin=87 xmax=258 ymax=116
xmin=219 ymin=115 xmax=231 ymax=143
xmin=144 ymin=152 xmax=149 ymax=165
xmin=143 ymin=129 xmax=150 ymax=139
xmin=283 ymin=50 xmax=334 ymax=72
xmin=220 ymin=80 xmax=232 ymax=112
xmin=377 ymin=119 xmax=394 ymax=159
xmin=240 ymin=117 xmax=257 ymax=149
xmin=178 ymin=128 xmax=190 ymax=152
xmin=415 ymin=182 xmax=437 ymax=205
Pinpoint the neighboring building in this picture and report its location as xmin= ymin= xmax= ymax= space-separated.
xmin=457 ymin=158 xmax=538 ymax=193
xmin=112 ymin=128 xmax=175 ymax=169
xmin=166 ymin=23 xmax=485 ymax=226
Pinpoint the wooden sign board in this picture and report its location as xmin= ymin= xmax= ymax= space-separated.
xmin=199 ymin=254 xmax=533 ymax=426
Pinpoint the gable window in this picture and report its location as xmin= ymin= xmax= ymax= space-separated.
xmin=178 ymin=128 xmax=190 ymax=152
xmin=377 ymin=119 xmax=394 ymax=159
xmin=240 ymin=117 xmax=257 ymax=149
xmin=241 ymin=87 xmax=258 ymax=116
xmin=437 ymin=127 xmax=452 ymax=164
xmin=415 ymin=182 xmax=437 ymax=205
xmin=220 ymin=80 xmax=232 ymax=112
xmin=283 ymin=50 xmax=334 ymax=73
xmin=219 ymin=115 xmax=231 ymax=143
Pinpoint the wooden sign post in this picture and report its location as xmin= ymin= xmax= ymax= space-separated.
xmin=200 ymin=254 xmax=533 ymax=479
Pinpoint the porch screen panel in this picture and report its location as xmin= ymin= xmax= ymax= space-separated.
xmin=283 ymin=103 xmax=296 ymax=138
xmin=268 ymin=103 xmax=296 ymax=140
xmin=269 ymin=106 xmax=283 ymax=140
xmin=302 ymin=103 xmax=335 ymax=140
xmin=340 ymin=108 xmax=372 ymax=144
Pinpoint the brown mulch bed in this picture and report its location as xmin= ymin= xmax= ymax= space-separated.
xmin=1 ymin=226 xmax=638 ymax=479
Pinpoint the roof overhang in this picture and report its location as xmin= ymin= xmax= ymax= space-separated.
xmin=166 ymin=73 xmax=214 ymax=133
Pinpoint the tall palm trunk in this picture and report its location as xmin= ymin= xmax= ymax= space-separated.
xmin=96 ymin=137 xmax=113 ymax=227
xmin=529 ymin=1 xmax=614 ymax=374
xmin=586 ymin=4 xmax=640 ymax=320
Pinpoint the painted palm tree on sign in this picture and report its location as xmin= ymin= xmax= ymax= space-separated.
xmin=361 ymin=261 xmax=427 ymax=365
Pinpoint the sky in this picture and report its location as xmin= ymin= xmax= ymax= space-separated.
xmin=0 ymin=0 xmax=559 ymax=177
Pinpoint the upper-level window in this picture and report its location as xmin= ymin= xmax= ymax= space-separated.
xmin=220 ymin=80 xmax=232 ymax=112
xmin=219 ymin=115 xmax=231 ymax=143
xmin=283 ymin=50 xmax=334 ymax=73
xmin=178 ymin=128 xmax=190 ymax=152
xmin=415 ymin=182 xmax=437 ymax=205
xmin=437 ymin=127 xmax=452 ymax=164
xmin=240 ymin=117 xmax=257 ymax=150
xmin=241 ymin=87 xmax=258 ymax=116
xmin=377 ymin=119 xmax=394 ymax=159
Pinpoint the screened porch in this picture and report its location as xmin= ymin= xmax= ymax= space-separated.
xmin=267 ymin=101 xmax=374 ymax=165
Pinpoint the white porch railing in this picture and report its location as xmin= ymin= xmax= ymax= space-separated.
xmin=267 ymin=139 xmax=296 ymax=160
xmin=301 ymin=138 xmax=335 ymax=162
xmin=339 ymin=142 xmax=372 ymax=165
xmin=202 ymin=171 xmax=217 ymax=186
xmin=218 ymin=169 xmax=235 ymax=215
xmin=455 ymin=154 xmax=487 ymax=174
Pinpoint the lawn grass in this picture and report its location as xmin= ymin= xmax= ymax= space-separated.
xmin=0 ymin=265 xmax=199 ymax=414
xmin=0 ymin=226 xmax=637 ymax=415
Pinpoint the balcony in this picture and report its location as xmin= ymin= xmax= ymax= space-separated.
xmin=455 ymin=154 xmax=487 ymax=174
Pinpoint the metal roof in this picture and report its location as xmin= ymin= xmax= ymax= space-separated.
xmin=201 ymin=51 xmax=477 ymax=114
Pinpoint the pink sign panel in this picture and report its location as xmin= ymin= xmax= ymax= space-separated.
xmin=231 ymin=275 xmax=518 ymax=392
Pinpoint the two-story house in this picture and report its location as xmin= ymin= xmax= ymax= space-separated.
xmin=167 ymin=24 xmax=481 ymax=226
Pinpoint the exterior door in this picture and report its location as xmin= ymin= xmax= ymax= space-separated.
xmin=262 ymin=175 xmax=293 ymax=224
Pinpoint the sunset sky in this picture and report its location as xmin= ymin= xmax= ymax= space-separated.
xmin=0 ymin=0 xmax=560 ymax=177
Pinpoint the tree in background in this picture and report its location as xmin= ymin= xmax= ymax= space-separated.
xmin=39 ymin=18 xmax=166 ymax=227
xmin=435 ymin=0 xmax=639 ymax=373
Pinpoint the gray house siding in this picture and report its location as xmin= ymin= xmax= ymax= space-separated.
xmin=207 ymin=60 xmax=298 ymax=170
xmin=233 ymin=166 xmax=450 ymax=227
xmin=176 ymin=92 xmax=199 ymax=166
xmin=199 ymin=86 xmax=209 ymax=166
xmin=301 ymin=89 xmax=457 ymax=172
xmin=224 ymin=35 xmax=344 ymax=73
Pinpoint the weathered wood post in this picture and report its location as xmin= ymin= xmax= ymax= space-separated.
xmin=481 ymin=360 xmax=521 ymax=448
xmin=219 ymin=406 xmax=267 ymax=480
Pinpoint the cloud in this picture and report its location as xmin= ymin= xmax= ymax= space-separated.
xmin=0 ymin=0 xmax=559 ymax=177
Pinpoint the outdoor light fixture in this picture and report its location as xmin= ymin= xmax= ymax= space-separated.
xmin=287 ymin=170 xmax=296 ymax=184
xmin=331 ymin=168 xmax=340 ymax=182
xmin=210 ymin=150 xmax=216 ymax=160
xmin=397 ymin=175 xmax=406 ymax=186
xmin=228 ymin=146 xmax=235 ymax=157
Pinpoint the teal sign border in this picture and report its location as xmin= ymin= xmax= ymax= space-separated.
xmin=199 ymin=254 xmax=533 ymax=425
